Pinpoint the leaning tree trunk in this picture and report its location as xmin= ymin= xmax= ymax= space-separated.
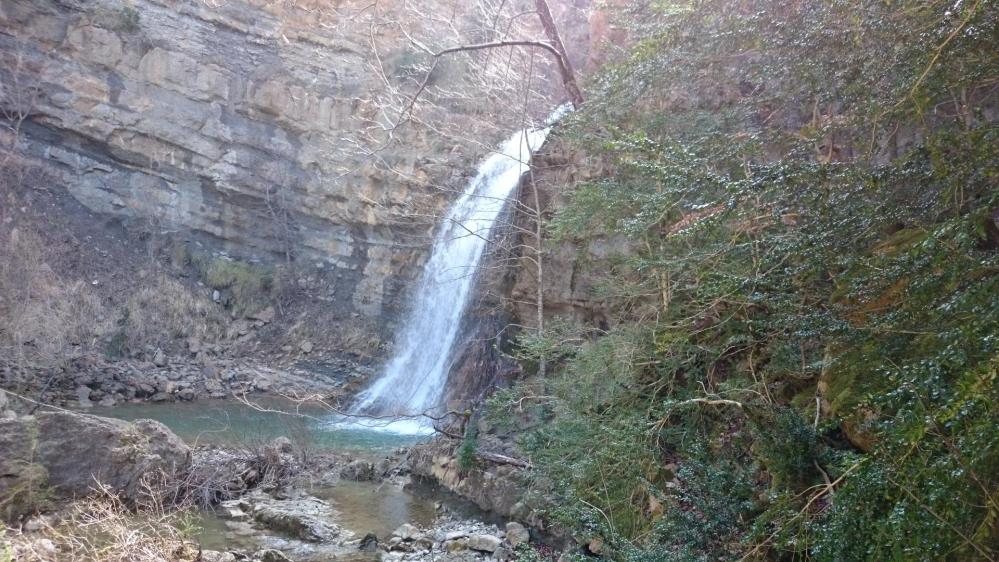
xmin=534 ymin=0 xmax=584 ymax=109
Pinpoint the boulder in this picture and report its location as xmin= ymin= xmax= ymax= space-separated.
xmin=299 ymin=341 xmax=314 ymax=354
xmin=505 ymin=522 xmax=530 ymax=547
xmin=467 ymin=534 xmax=502 ymax=553
xmin=0 ymin=411 xmax=190 ymax=508
xmin=393 ymin=523 xmax=421 ymax=540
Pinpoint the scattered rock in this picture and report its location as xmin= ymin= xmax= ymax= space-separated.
xmin=299 ymin=341 xmax=314 ymax=354
xmin=393 ymin=523 xmax=421 ymax=541
xmin=200 ymin=551 xmax=238 ymax=562
xmin=253 ymin=549 xmax=291 ymax=562
xmin=587 ymin=537 xmax=605 ymax=555
xmin=76 ymin=385 xmax=93 ymax=407
xmin=467 ymin=534 xmax=502 ymax=553
xmin=153 ymin=349 xmax=168 ymax=367
xmin=248 ymin=306 xmax=275 ymax=323
xmin=340 ymin=459 xmax=376 ymax=481
xmin=505 ymin=522 xmax=530 ymax=547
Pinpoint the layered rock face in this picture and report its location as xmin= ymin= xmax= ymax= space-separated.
xmin=0 ymin=0 xmax=475 ymax=322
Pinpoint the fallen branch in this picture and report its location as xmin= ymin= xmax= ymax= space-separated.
xmin=476 ymin=450 xmax=533 ymax=468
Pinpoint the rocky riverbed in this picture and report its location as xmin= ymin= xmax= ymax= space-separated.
xmin=0 ymin=352 xmax=372 ymax=409
xmin=1 ymin=390 xmax=566 ymax=562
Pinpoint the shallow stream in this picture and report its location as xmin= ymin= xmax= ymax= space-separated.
xmin=90 ymin=398 xmax=487 ymax=553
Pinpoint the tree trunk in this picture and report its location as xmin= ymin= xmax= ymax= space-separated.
xmin=534 ymin=0 xmax=584 ymax=109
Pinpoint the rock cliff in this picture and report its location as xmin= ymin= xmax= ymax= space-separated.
xmin=0 ymin=0 xmax=490 ymax=323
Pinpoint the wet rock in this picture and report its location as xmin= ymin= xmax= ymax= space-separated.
xmin=253 ymin=550 xmax=291 ymax=562
xmin=467 ymin=534 xmax=502 ymax=553
xmin=359 ymin=532 xmax=379 ymax=552
xmin=220 ymin=499 xmax=251 ymax=521
xmin=248 ymin=492 xmax=342 ymax=542
xmin=505 ymin=522 xmax=530 ymax=547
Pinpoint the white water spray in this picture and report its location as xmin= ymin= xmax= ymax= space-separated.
xmin=349 ymin=111 xmax=565 ymax=434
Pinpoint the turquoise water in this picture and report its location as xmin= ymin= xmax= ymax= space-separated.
xmin=90 ymin=397 xmax=429 ymax=456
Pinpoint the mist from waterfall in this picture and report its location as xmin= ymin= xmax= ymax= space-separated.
xmin=348 ymin=112 xmax=564 ymax=434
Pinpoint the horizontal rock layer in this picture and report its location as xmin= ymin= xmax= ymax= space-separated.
xmin=0 ymin=0 xmax=476 ymax=322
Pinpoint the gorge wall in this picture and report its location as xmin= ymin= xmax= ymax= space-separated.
xmin=0 ymin=0 xmax=505 ymax=325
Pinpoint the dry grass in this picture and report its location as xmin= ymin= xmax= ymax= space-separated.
xmin=8 ymin=483 xmax=201 ymax=562
xmin=121 ymin=274 xmax=229 ymax=354
xmin=0 ymin=222 xmax=230 ymax=366
xmin=0 ymin=227 xmax=109 ymax=369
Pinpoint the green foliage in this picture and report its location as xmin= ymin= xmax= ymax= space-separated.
xmin=512 ymin=0 xmax=999 ymax=559
xmin=191 ymin=252 xmax=275 ymax=315
xmin=1 ymin=423 xmax=51 ymax=523
xmin=116 ymin=6 xmax=141 ymax=33
xmin=457 ymin=426 xmax=479 ymax=472
xmin=93 ymin=5 xmax=141 ymax=33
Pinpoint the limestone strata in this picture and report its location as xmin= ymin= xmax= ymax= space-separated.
xmin=0 ymin=0 xmax=469 ymax=322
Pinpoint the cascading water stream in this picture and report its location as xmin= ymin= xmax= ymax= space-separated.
xmin=347 ymin=110 xmax=565 ymax=434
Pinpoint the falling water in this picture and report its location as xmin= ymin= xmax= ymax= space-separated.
xmin=349 ymin=111 xmax=564 ymax=434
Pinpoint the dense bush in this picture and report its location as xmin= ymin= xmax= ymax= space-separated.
xmin=493 ymin=1 xmax=999 ymax=559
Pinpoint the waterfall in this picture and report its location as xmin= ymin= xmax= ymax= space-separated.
xmin=348 ymin=111 xmax=564 ymax=434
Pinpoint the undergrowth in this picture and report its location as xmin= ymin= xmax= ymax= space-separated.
xmin=490 ymin=1 xmax=999 ymax=560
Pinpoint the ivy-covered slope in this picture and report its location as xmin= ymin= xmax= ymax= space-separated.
xmin=489 ymin=1 xmax=999 ymax=560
